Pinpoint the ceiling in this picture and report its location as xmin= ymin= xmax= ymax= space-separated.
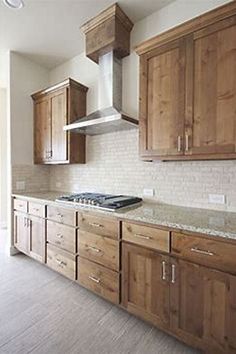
xmin=0 ymin=0 xmax=175 ymax=69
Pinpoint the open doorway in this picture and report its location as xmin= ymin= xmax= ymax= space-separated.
xmin=0 ymin=88 xmax=8 ymax=254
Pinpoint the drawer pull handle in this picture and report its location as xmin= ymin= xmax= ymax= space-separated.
xmin=190 ymin=247 xmax=214 ymax=256
xmin=161 ymin=261 xmax=166 ymax=281
xmin=56 ymin=233 xmax=63 ymax=239
xmin=87 ymin=246 xmax=101 ymax=253
xmin=89 ymin=276 xmax=100 ymax=284
xmin=171 ymin=264 xmax=176 ymax=284
xmin=56 ymin=258 xmax=67 ymax=266
xmin=57 ymin=213 xmax=63 ymax=218
xmin=134 ymin=233 xmax=152 ymax=240
xmin=89 ymin=222 xmax=104 ymax=228
xmin=33 ymin=208 xmax=39 ymax=212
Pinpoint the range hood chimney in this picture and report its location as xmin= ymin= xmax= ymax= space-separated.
xmin=64 ymin=3 xmax=138 ymax=135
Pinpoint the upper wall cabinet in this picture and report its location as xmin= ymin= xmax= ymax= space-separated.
xmin=136 ymin=2 xmax=236 ymax=161
xmin=32 ymin=78 xmax=88 ymax=165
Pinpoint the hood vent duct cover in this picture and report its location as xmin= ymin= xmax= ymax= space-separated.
xmin=63 ymin=3 xmax=138 ymax=136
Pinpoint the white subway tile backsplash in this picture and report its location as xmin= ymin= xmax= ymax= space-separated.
xmin=12 ymin=130 xmax=236 ymax=212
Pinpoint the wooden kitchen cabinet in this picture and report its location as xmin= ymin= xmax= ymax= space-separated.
xmin=29 ymin=215 xmax=45 ymax=263
xmin=13 ymin=211 xmax=45 ymax=262
xmin=32 ymin=78 xmax=88 ymax=165
xmin=14 ymin=211 xmax=29 ymax=255
xmin=139 ymin=38 xmax=186 ymax=158
xmin=170 ymin=258 xmax=236 ymax=354
xmin=187 ymin=16 xmax=236 ymax=158
xmin=122 ymin=242 xmax=170 ymax=329
xmin=136 ymin=3 xmax=236 ymax=161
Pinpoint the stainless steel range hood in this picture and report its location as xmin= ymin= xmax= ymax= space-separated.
xmin=63 ymin=51 xmax=138 ymax=135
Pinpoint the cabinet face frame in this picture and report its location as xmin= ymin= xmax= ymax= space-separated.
xmin=139 ymin=38 xmax=186 ymax=158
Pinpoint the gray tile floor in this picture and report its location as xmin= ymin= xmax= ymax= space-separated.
xmin=0 ymin=230 xmax=201 ymax=354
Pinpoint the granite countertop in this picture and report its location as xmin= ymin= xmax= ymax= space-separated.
xmin=12 ymin=191 xmax=236 ymax=241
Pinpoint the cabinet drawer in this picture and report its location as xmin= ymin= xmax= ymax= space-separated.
xmin=47 ymin=220 xmax=76 ymax=254
xmin=14 ymin=199 xmax=28 ymax=213
xmin=78 ymin=257 xmax=119 ymax=304
xmin=172 ymin=232 xmax=236 ymax=274
xmin=78 ymin=230 xmax=119 ymax=271
xmin=123 ymin=222 xmax=170 ymax=253
xmin=47 ymin=205 xmax=77 ymax=226
xmin=79 ymin=213 xmax=119 ymax=240
xmin=46 ymin=244 xmax=76 ymax=280
xmin=29 ymin=202 xmax=45 ymax=218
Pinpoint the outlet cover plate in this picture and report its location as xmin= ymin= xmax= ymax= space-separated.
xmin=16 ymin=181 xmax=25 ymax=191
xmin=208 ymin=194 xmax=225 ymax=205
xmin=143 ymin=188 xmax=154 ymax=197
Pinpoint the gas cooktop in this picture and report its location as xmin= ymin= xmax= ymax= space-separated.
xmin=55 ymin=192 xmax=142 ymax=211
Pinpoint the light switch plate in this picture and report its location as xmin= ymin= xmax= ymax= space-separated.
xmin=16 ymin=181 xmax=25 ymax=191
xmin=208 ymin=194 xmax=225 ymax=205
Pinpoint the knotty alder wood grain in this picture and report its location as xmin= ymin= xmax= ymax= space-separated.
xmin=189 ymin=17 xmax=236 ymax=157
xmin=172 ymin=232 xmax=236 ymax=275
xmin=78 ymin=257 xmax=120 ymax=305
xmin=79 ymin=212 xmax=119 ymax=240
xmin=32 ymin=78 xmax=88 ymax=165
xmin=46 ymin=243 xmax=76 ymax=281
xmin=50 ymin=89 xmax=67 ymax=162
xmin=170 ymin=258 xmax=236 ymax=354
xmin=137 ymin=2 xmax=236 ymax=161
xmin=78 ymin=230 xmax=119 ymax=271
xmin=47 ymin=205 xmax=77 ymax=227
xmin=122 ymin=221 xmax=170 ymax=253
xmin=47 ymin=220 xmax=77 ymax=254
xmin=28 ymin=215 xmax=45 ymax=263
xmin=122 ymin=242 xmax=170 ymax=329
xmin=140 ymin=39 xmax=186 ymax=158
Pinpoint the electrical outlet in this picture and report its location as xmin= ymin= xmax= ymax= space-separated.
xmin=16 ymin=181 xmax=25 ymax=191
xmin=208 ymin=194 xmax=225 ymax=205
xmin=143 ymin=188 xmax=154 ymax=197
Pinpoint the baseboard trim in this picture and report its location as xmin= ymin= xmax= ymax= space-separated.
xmin=10 ymin=246 xmax=20 ymax=256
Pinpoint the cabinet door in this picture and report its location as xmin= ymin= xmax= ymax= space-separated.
xmin=34 ymin=97 xmax=51 ymax=163
xmin=171 ymin=258 xmax=236 ymax=353
xmin=186 ymin=16 xmax=236 ymax=157
xmin=50 ymin=89 xmax=68 ymax=162
xmin=29 ymin=215 xmax=45 ymax=263
xmin=122 ymin=242 xmax=170 ymax=328
xmin=139 ymin=38 xmax=186 ymax=158
xmin=14 ymin=212 xmax=29 ymax=254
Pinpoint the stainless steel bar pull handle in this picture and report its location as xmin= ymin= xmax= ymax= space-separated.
xmin=171 ymin=264 xmax=176 ymax=284
xmin=185 ymin=134 xmax=189 ymax=152
xmin=134 ymin=233 xmax=152 ymax=240
xmin=89 ymin=222 xmax=103 ymax=228
xmin=190 ymin=247 xmax=214 ymax=256
xmin=162 ymin=261 xmax=166 ymax=281
xmin=88 ymin=246 xmax=101 ymax=253
xmin=177 ymin=136 xmax=182 ymax=152
xmin=89 ymin=276 xmax=100 ymax=284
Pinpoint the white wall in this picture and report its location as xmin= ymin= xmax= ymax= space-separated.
xmin=10 ymin=52 xmax=49 ymax=165
xmin=0 ymin=89 xmax=7 ymax=227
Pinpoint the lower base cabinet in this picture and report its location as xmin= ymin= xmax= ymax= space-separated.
xmin=122 ymin=242 xmax=236 ymax=354
xmin=14 ymin=211 xmax=45 ymax=262
xmin=122 ymin=242 xmax=170 ymax=329
xmin=171 ymin=258 xmax=236 ymax=354
xmin=78 ymin=257 xmax=120 ymax=304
